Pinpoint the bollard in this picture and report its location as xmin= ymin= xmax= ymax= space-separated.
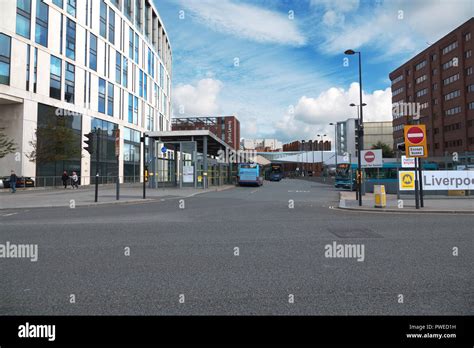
xmin=374 ymin=185 xmax=386 ymax=208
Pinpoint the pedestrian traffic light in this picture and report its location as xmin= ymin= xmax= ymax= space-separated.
xmin=397 ymin=143 xmax=406 ymax=152
xmin=84 ymin=132 xmax=94 ymax=155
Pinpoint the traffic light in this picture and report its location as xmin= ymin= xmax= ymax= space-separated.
xmin=84 ymin=132 xmax=95 ymax=155
xmin=397 ymin=143 xmax=406 ymax=152
xmin=144 ymin=166 xmax=149 ymax=182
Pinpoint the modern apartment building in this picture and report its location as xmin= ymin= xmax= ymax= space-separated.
xmin=390 ymin=17 xmax=474 ymax=157
xmin=364 ymin=121 xmax=393 ymax=149
xmin=0 ymin=0 xmax=172 ymax=184
xmin=241 ymin=138 xmax=283 ymax=152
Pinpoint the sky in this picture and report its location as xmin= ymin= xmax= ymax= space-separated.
xmin=154 ymin=0 xmax=474 ymax=144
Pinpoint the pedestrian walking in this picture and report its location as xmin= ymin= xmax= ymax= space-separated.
xmin=71 ymin=171 xmax=79 ymax=189
xmin=9 ymin=170 xmax=17 ymax=193
xmin=61 ymin=171 xmax=69 ymax=189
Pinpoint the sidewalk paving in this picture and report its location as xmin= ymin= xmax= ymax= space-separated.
xmin=0 ymin=184 xmax=235 ymax=210
xmin=339 ymin=191 xmax=474 ymax=214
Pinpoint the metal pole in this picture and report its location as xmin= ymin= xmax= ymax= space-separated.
xmin=357 ymin=51 xmax=364 ymax=207
xmin=142 ymin=135 xmax=146 ymax=199
xmin=95 ymin=130 xmax=100 ymax=202
xmin=418 ymin=157 xmax=424 ymax=207
xmin=415 ymin=157 xmax=420 ymax=209
xmin=116 ymin=153 xmax=120 ymax=200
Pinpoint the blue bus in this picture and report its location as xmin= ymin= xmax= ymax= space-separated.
xmin=268 ymin=163 xmax=283 ymax=181
xmin=335 ymin=162 xmax=438 ymax=190
xmin=238 ymin=163 xmax=264 ymax=186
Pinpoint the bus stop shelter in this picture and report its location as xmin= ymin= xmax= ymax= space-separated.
xmin=146 ymin=130 xmax=235 ymax=189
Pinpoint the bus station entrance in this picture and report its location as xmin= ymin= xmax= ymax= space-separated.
xmin=146 ymin=130 xmax=236 ymax=189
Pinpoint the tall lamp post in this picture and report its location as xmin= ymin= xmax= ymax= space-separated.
xmin=350 ymin=102 xmax=367 ymax=202
xmin=345 ymin=48 xmax=365 ymax=206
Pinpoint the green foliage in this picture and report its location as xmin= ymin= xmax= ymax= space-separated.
xmin=0 ymin=127 xmax=17 ymax=159
xmin=371 ymin=141 xmax=394 ymax=158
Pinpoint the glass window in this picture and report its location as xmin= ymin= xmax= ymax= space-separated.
xmin=139 ymin=69 xmax=143 ymax=97
xmin=107 ymin=82 xmax=114 ymax=116
xmin=133 ymin=96 xmax=138 ymax=124
xmin=115 ymin=52 xmax=121 ymax=84
xmin=135 ymin=0 xmax=141 ymax=30
xmin=122 ymin=57 xmax=128 ymax=88
xmin=124 ymin=0 xmax=132 ymax=21
xmin=134 ymin=32 xmax=139 ymax=64
xmin=129 ymin=28 xmax=134 ymax=60
xmin=128 ymin=93 xmax=133 ymax=123
xmin=66 ymin=18 xmax=76 ymax=60
xmin=89 ymin=33 xmax=97 ymax=71
xmin=144 ymin=74 xmax=147 ymax=101
xmin=100 ymin=0 xmax=107 ymax=38
xmin=16 ymin=0 xmax=31 ymax=39
xmin=26 ymin=44 xmax=30 ymax=90
xmin=108 ymin=8 xmax=115 ymax=44
xmin=52 ymin=0 xmax=63 ymax=8
xmin=98 ymin=78 xmax=106 ymax=113
xmin=35 ymin=0 xmax=49 ymax=47
xmin=0 ymin=33 xmax=11 ymax=85
xmin=65 ymin=62 xmax=75 ymax=103
xmin=50 ymin=55 xmax=62 ymax=100
xmin=67 ymin=0 xmax=76 ymax=17
xmin=33 ymin=47 xmax=37 ymax=92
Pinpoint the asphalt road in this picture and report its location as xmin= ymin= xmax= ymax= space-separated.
xmin=0 ymin=179 xmax=472 ymax=315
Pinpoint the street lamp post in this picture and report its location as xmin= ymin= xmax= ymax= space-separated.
xmin=345 ymin=49 xmax=365 ymax=206
xmin=329 ymin=122 xmax=338 ymax=171
xmin=350 ymin=103 xmax=366 ymax=201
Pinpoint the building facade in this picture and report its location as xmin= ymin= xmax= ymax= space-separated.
xmin=241 ymin=138 xmax=283 ymax=152
xmin=0 ymin=0 xmax=172 ymax=184
xmin=336 ymin=118 xmax=359 ymax=159
xmin=390 ymin=17 xmax=474 ymax=157
xmin=363 ymin=121 xmax=393 ymax=149
xmin=172 ymin=116 xmax=240 ymax=150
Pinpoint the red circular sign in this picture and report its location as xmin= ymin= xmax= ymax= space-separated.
xmin=407 ymin=126 xmax=425 ymax=144
xmin=364 ymin=151 xmax=375 ymax=163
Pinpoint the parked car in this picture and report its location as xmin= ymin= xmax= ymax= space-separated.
xmin=1 ymin=176 xmax=35 ymax=188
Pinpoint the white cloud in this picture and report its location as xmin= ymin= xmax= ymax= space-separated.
xmin=317 ymin=0 xmax=473 ymax=56
xmin=311 ymin=0 xmax=360 ymax=13
xmin=173 ymin=78 xmax=223 ymax=116
xmin=274 ymin=83 xmax=392 ymax=141
xmin=177 ymin=0 xmax=306 ymax=46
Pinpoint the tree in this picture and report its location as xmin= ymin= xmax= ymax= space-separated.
xmin=0 ymin=127 xmax=17 ymax=159
xmin=27 ymin=118 xmax=82 ymax=163
xmin=371 ymin=141 xmax=394 ymax=158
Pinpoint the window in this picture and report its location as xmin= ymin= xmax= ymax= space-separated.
xmin=443 ymin=73 xmax=459 ymax=86
xmin=431 ymin=53 xmax=437 ymax=61
xmin=89 ymin=33 xmax=97 ymax=71
xmin=469 ymin=102 xmax=474 ymax=110
xmin=129 ymin=28 xmax=134 ymax=60
xmin=124 ymin=0 xmax=132 ymax=21
xmin=442 ymin=41 xmax=458 ymax=55
xmin=109 ymin=8 xmax=115 ymax=44
xmin=135 ymin=0 xmax=141 ymax=30
xmin=52 ymin=0 xmax=63 ymax=8
xmin=107 ymin=82 xmax=114 ymax=116
xmin=392 ymin=74 xmax=403 ymax=84
xmin=35 ymin=0 xmax=48 ymax=47
xmin=133 ymin=96 xmax=138 ymax=124
xmin=65 ymin=62 xmax=75 ymax=103
xmin=416 ymin=88 xmax=427 ymax=98
xmin=33 ymin=47 xmax=37 ymax=92
xmin=66 ymin=18 xmax=76 ymax=60
xmin=0 ymin=33 xmax=11 ymax=85
xmin=420 ymin=102 xmax=429 ymax=110
xmin=128 ymin=93 xmax=133 ymax=123
xmin=432 ymin=68 xmax=437 ymax=76
xmin=467 ymin=67 xmax=473 ymax=76
xmin=466 ymin=50 xmax=472 ymax=59
xmin=139 ymin=69 xmax=143 ymax=97
xmin=134 ymin=32 xmax=139 ymax=64
xmin=148 ymin=48 xmax=154 ymax=78
xmin=443 ymin=58 xmax=458 ymax=70
xmin=144 ymin=74 xmax=147 ymax=101
xmin=98 ymin=78 xmax=106 ymax=113
xmin=100 ymin=0 xmax=107 ymax=38
xmin=466 ymin=32 xmax=472 ymax=42
xmin=116 ymin=52 xmax=121 ymax=84
xmin=67 ymin=0 xmax=76 ymax=17
xmin=415 ymin=75 xmax=427 ymax=84
xmin=445 ymin=106 xmax=461 ymax=116
xmin=468 ymin=84 xmax=474 ymax=93
xmin=123 ymin=57 xmax=128 ymax=88
xmin=432 ymin=98 xmax=438 ymax=105
xmin=415 ymin=60 xmax=426 ymax=70
xmin=444 ymin=90 xmax=460 ymax=101
xmin=432 ymin=83 xmax=438 ymax=91
xmin=26 ymin=44 xmax=30 ymax=90
xmin=16 ymin=0 xmax=31 ymax=39
xmin=50 ymin=55 xmax=62 ymax=100
xmin=160 ymin=63 xmax=164 ymax=87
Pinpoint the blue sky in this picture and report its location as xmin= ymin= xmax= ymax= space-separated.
xmin=154 ymin=0 xmax=474 ymax=143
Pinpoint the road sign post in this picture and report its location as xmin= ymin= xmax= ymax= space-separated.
xmin=115 ymin=129 xmax=120 ymax=201
xmin=404 ymin=125 xmax=428 ymax=209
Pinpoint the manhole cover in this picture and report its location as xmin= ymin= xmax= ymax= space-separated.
xmin=328 ymin=228 xmax=382 ymax=238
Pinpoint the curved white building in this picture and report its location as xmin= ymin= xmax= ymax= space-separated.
xmin=0 ymin=0 xmax=172 ymax=184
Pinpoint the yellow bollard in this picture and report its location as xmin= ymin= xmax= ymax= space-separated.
xmin=374 ymin=185 xmax=386 ymax=208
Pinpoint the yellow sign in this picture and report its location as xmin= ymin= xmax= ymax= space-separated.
xmin=198 ymin=175 xmax=202 ymax=182
xmin=404 ymin=125 xmax=428 ymax=158
xmin=399 ymin=170 xmax=415 ymax=191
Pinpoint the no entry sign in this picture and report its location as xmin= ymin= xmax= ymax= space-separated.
xmin=404 ymin=125 xmax=428 ymax=158
xmin=361 ymin=149 xmax=382 ymax=168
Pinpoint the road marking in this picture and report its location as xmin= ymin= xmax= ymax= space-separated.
xmin=1 ymin=213 xmax=18 ymax=217
xmin=250 ymin=189 xmax=258 ymax=194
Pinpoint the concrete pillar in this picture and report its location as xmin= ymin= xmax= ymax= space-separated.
xmin=203 ymin=136 xmax=208 ymax=189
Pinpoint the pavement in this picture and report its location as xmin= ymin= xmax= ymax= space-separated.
xmin=0 ymin=184 xmax=235 ymax=210
xmin=0 ymin=178 xmax=472 ymax=315
xmin=339 ymin=191 xmax=474 ymax=214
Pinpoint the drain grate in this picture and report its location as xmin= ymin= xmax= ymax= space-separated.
xmin=328 ymin=228 xmax=383 ymax=238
